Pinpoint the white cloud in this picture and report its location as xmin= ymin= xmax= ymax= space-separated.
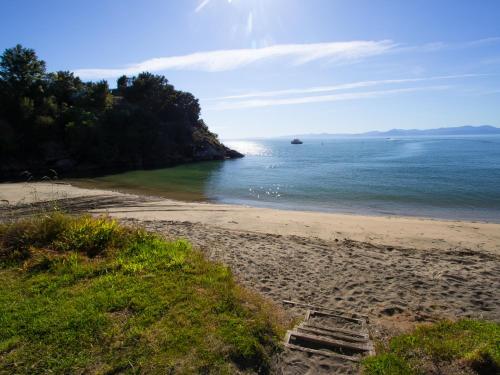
xmin=207 ymin=86 xmax=450 ymax=110
xmin=195 ymin=0 xmax=211 ymax=13
xmin=74 ymin=40 xmax=396 ymax=79
xmin=73 ymin=37 xmax=499 ymax=80
xmin=399 ymin=37 xmax=500 ymax=53
xmin=206 ymin=74 xmax=481 ymax=101
xmin=458 ymin=37 xmax=500 ymax=48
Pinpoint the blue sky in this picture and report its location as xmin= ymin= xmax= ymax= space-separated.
xmin=1 ymin=0 xmax=500 ymax=139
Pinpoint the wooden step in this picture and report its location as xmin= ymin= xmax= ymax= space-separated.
xmin=305 ymin=309 xmax=367 ymax=326
xmin=287 ymin=330 xmax=374 ymax=355
xmin=300 ymin=322 xmax=369 ymax=339
xmin=282 ymin=304 xmax=375 ymax=362
xmin=297 ymin=323 xmax=369 ymax=344
xmin=282 ymin=300 xmax=369 ymax=321
xmin=284 ymin=342 xmax=360 ymax=363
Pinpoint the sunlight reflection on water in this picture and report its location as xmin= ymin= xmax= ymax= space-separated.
xmin=224 ymin=140 xmax=271 ymax=156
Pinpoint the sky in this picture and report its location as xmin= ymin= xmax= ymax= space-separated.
xmin=1 ymin=0 xmax=500 ymax=139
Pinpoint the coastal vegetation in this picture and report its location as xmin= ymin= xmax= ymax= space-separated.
xmin=0 ymin=45 xmax=241 ymax=181
xmin=362 ymin=319 xmax=500 ymax=375
xmin=0 ymin=212 xmax=287 ymax=373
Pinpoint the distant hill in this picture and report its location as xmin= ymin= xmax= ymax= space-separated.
xmin=287 ymin=125 xmax=500 ymax=139
xmin=363 ymin=125 xmax=500 ymax=137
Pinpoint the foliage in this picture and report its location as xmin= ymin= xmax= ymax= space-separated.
xmin=0 ymin=44 xmax=46 ymax=93
xmin=362 ymin=319 xmax=500 ymax=375
xmin=0 ymin=213 xmax=288 ymax=373
xmin=0 ymin=45 xmax=232 ymax=180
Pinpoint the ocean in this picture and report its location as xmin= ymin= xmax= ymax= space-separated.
xmin=81 ymin=136 xmax=500 ymax=222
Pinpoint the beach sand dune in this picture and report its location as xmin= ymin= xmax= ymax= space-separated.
xmin=1 ymin=182 xmax=500 ymax=374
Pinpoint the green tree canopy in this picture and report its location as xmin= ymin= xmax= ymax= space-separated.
xmin=0 ymin=44 xmax=46 ymax=93
xmin=0 ymin=45 xmax=240 ymax=180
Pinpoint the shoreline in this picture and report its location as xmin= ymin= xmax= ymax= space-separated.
xmin=71 ymin=178 xmax=500 ymax=224
xmin=1 ymin=181 xmax=500 ymax=254
xmin=68 ymin=173 xmax=500 ymax=224
xmin=212 ymin=196 xmax=500 ymax=224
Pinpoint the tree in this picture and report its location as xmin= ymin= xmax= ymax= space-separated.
xmin=81 ymin=80 xmax=112 ymax=112
xmin=123 ymin=72 xmax=174 ymax=109
xmin=0 ymin=45 xmax=236 ymax=180
xmin=0 ymin=44 xmax=46 ymax=94
xmin=116 ymin=75 xmax=130 ymax=95
xmin=47 ymin=71 xmax=83 ymax=105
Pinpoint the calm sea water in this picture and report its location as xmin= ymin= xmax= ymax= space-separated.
xmin=85 ymin=136 xmax=500 ymax=222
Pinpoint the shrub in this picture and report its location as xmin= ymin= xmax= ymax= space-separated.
xmin=1 ymin=213 xmax=136 ymax=262
xmin=0 ymin=212 xmax=71 ymax=263
xmin=54 ymin=215 xmax=121 ymax=256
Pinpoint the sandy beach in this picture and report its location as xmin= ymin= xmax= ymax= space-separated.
xmin=1 ymin=182 xmax=500 ymax=374
xmin=2 ymin=182 xmax=500 ymax=254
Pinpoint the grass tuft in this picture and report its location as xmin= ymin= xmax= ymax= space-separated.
xmin=0 ymin=213 xmax=290 ymax=373
xmin=0 ymin=212 xmax=121 ymax=262
xmin=362 ymin=319 xmax=500 ymax=375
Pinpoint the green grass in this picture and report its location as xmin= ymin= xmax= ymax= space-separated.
xmin=0 ymin=213 xmax=289 ymax=374
xmin=362 ymin=319 xmax=500 ymax=375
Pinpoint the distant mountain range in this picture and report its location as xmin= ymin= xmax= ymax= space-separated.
xmin=285 ymin=125 xmax=500 ymax=139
